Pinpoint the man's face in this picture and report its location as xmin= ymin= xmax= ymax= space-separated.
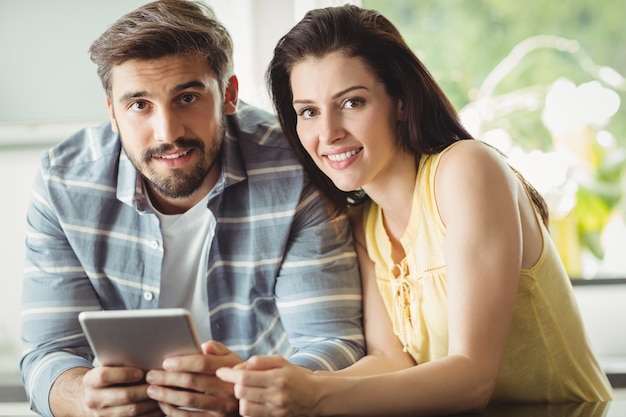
xmin=107 ymin=54 xmax=237 ymax=212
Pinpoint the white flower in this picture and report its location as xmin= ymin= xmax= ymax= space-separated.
xmin=542 ymin=78 xmax=621 ymax=137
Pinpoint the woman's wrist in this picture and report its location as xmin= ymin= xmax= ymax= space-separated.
xmin=310 ymin=373 xmax=356 ymax=417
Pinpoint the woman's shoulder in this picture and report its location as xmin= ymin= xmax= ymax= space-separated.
xmin=436 ymin=139 xmax=512 ymax=184
xmin=439 ymin=138 xmax=501 ymax=161
xmin=434 ymin=140 xmax=521 ymax=221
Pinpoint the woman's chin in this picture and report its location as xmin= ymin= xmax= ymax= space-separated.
xmin=333 ymin=181 xmax=360 ymax=193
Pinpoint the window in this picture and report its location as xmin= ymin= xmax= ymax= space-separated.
xmin=364 ymin=0 xmax=626 ymax=279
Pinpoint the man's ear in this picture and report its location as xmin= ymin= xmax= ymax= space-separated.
xmin=223 ymin=75 xmax=239 ymax=115
xmin=106 ymin=96 xmax=118 ymax=133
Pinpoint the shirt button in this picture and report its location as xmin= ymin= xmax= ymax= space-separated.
xmin=143 ymin=291 xmax=154 ymax=301
xmin=151 ymin=241 xmax=160 ymax=249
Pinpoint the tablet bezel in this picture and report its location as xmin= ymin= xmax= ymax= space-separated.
xmin=78 ymin=308 xmax=202 ymax=370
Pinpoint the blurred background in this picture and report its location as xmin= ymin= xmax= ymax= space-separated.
xmin=366 ymin=0 xmax=626 ymax=280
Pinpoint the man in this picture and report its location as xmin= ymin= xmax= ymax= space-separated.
xmin=19 ymin=1 xmax=364 ymax=416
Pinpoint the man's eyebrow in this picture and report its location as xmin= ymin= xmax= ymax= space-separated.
xmin=118 ymin=80 xmax=208 ymax=103
xmin=119 ymin=90 xmax=148 ymax=104
xmin=293 ymin=85 xmax=368 ymax=105
xmin=171 ymin=80 xmax=208 ymax=94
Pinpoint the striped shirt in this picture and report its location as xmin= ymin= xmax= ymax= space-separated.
xmin=20 ymin=102 xmax=365 ymax=417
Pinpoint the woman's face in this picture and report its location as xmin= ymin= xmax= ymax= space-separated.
xmin=290 ymin=52 xmax=404 ymax=192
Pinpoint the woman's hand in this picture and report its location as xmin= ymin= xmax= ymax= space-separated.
xmin=217 ymin=355 xmax=321 ymax=417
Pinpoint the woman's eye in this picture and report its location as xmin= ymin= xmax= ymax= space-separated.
xmin=343 ymin=98 xmax=364 ymax=109
xmin=298 ymin=107 xmax=317 ymax=119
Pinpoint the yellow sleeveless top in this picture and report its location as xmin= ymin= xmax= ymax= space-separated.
xmin=364 ymin=144 xmax=613 ymax=403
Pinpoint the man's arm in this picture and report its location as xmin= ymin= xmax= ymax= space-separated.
xmin=274 ymin=180 xmax=366 ymax=371
xmin=21 ymin=129 xmax=165 ymax=415
xmin=20 ymin=165 xmax=102 ymax=416
xmin=49 ymin=368 xmax=91 ymax=417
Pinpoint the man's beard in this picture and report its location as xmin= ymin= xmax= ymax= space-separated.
xmin=121 ymin=117 xmax=225 ymax=200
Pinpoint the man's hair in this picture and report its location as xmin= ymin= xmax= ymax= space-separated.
xmin=90 ymin=0 xmax=234 ymax=98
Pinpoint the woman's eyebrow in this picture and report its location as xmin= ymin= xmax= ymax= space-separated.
xmin=293 ymin=85 xmax=368 ymax=105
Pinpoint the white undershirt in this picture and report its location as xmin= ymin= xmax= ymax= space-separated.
xmin=148 ymin=191 xmax=215 ymax=342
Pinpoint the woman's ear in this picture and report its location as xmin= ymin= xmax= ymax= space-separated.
xmin=396 ymin=98 xmax=406 ymax=121
xmin=223 ymin=75 xmax=239 ymax=115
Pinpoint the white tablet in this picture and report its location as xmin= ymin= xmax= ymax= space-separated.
xmin=79 ymin=308 xmax=202 ymax=370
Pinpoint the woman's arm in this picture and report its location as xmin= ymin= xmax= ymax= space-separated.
xmin=436 ymin=140 xmax=523 ymax=407
xmin=311 ymin=141 xmax=524 ymax=416
xmin=214 ymin=209 xmax=414 ymax=416
xmin=217 ymin=141 xmax=525 ymax=416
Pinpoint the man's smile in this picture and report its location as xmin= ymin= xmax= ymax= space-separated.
xmin=156 ymin=149 xmax=193 ymax=159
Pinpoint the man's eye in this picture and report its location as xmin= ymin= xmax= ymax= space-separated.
xmin=131 ymin=101 xmax=148 ymax=111
xmin=180 ymin=94 xmax=196 ymax=104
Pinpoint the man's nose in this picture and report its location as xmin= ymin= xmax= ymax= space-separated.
xmin=153 ymin=107 xmax=185 ymax=143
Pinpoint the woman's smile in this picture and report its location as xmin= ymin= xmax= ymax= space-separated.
xmin=325 ymin=147 xmax=363 ymax=163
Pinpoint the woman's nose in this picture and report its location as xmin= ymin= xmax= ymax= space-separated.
xmin=318 ymin=111 xmax=344 ymax=144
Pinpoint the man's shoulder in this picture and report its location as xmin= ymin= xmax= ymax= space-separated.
xmin=224 ymin=102 xmax=306 ymax=185
xmin=43 ymin=121 xmax=120 ymax=169
xmin=227 ymin=101 xmax=292 ymax=153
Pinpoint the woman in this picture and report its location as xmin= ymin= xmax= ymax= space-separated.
xmin=217 ymin=5 xmax=613 ymax=416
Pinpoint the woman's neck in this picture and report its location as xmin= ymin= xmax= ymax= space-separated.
xmin=363 ymin=151 xmax=419 ymax=244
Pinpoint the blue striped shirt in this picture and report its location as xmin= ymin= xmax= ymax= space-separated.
xmin=20 ymin=102 xmax=365 ymax=417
